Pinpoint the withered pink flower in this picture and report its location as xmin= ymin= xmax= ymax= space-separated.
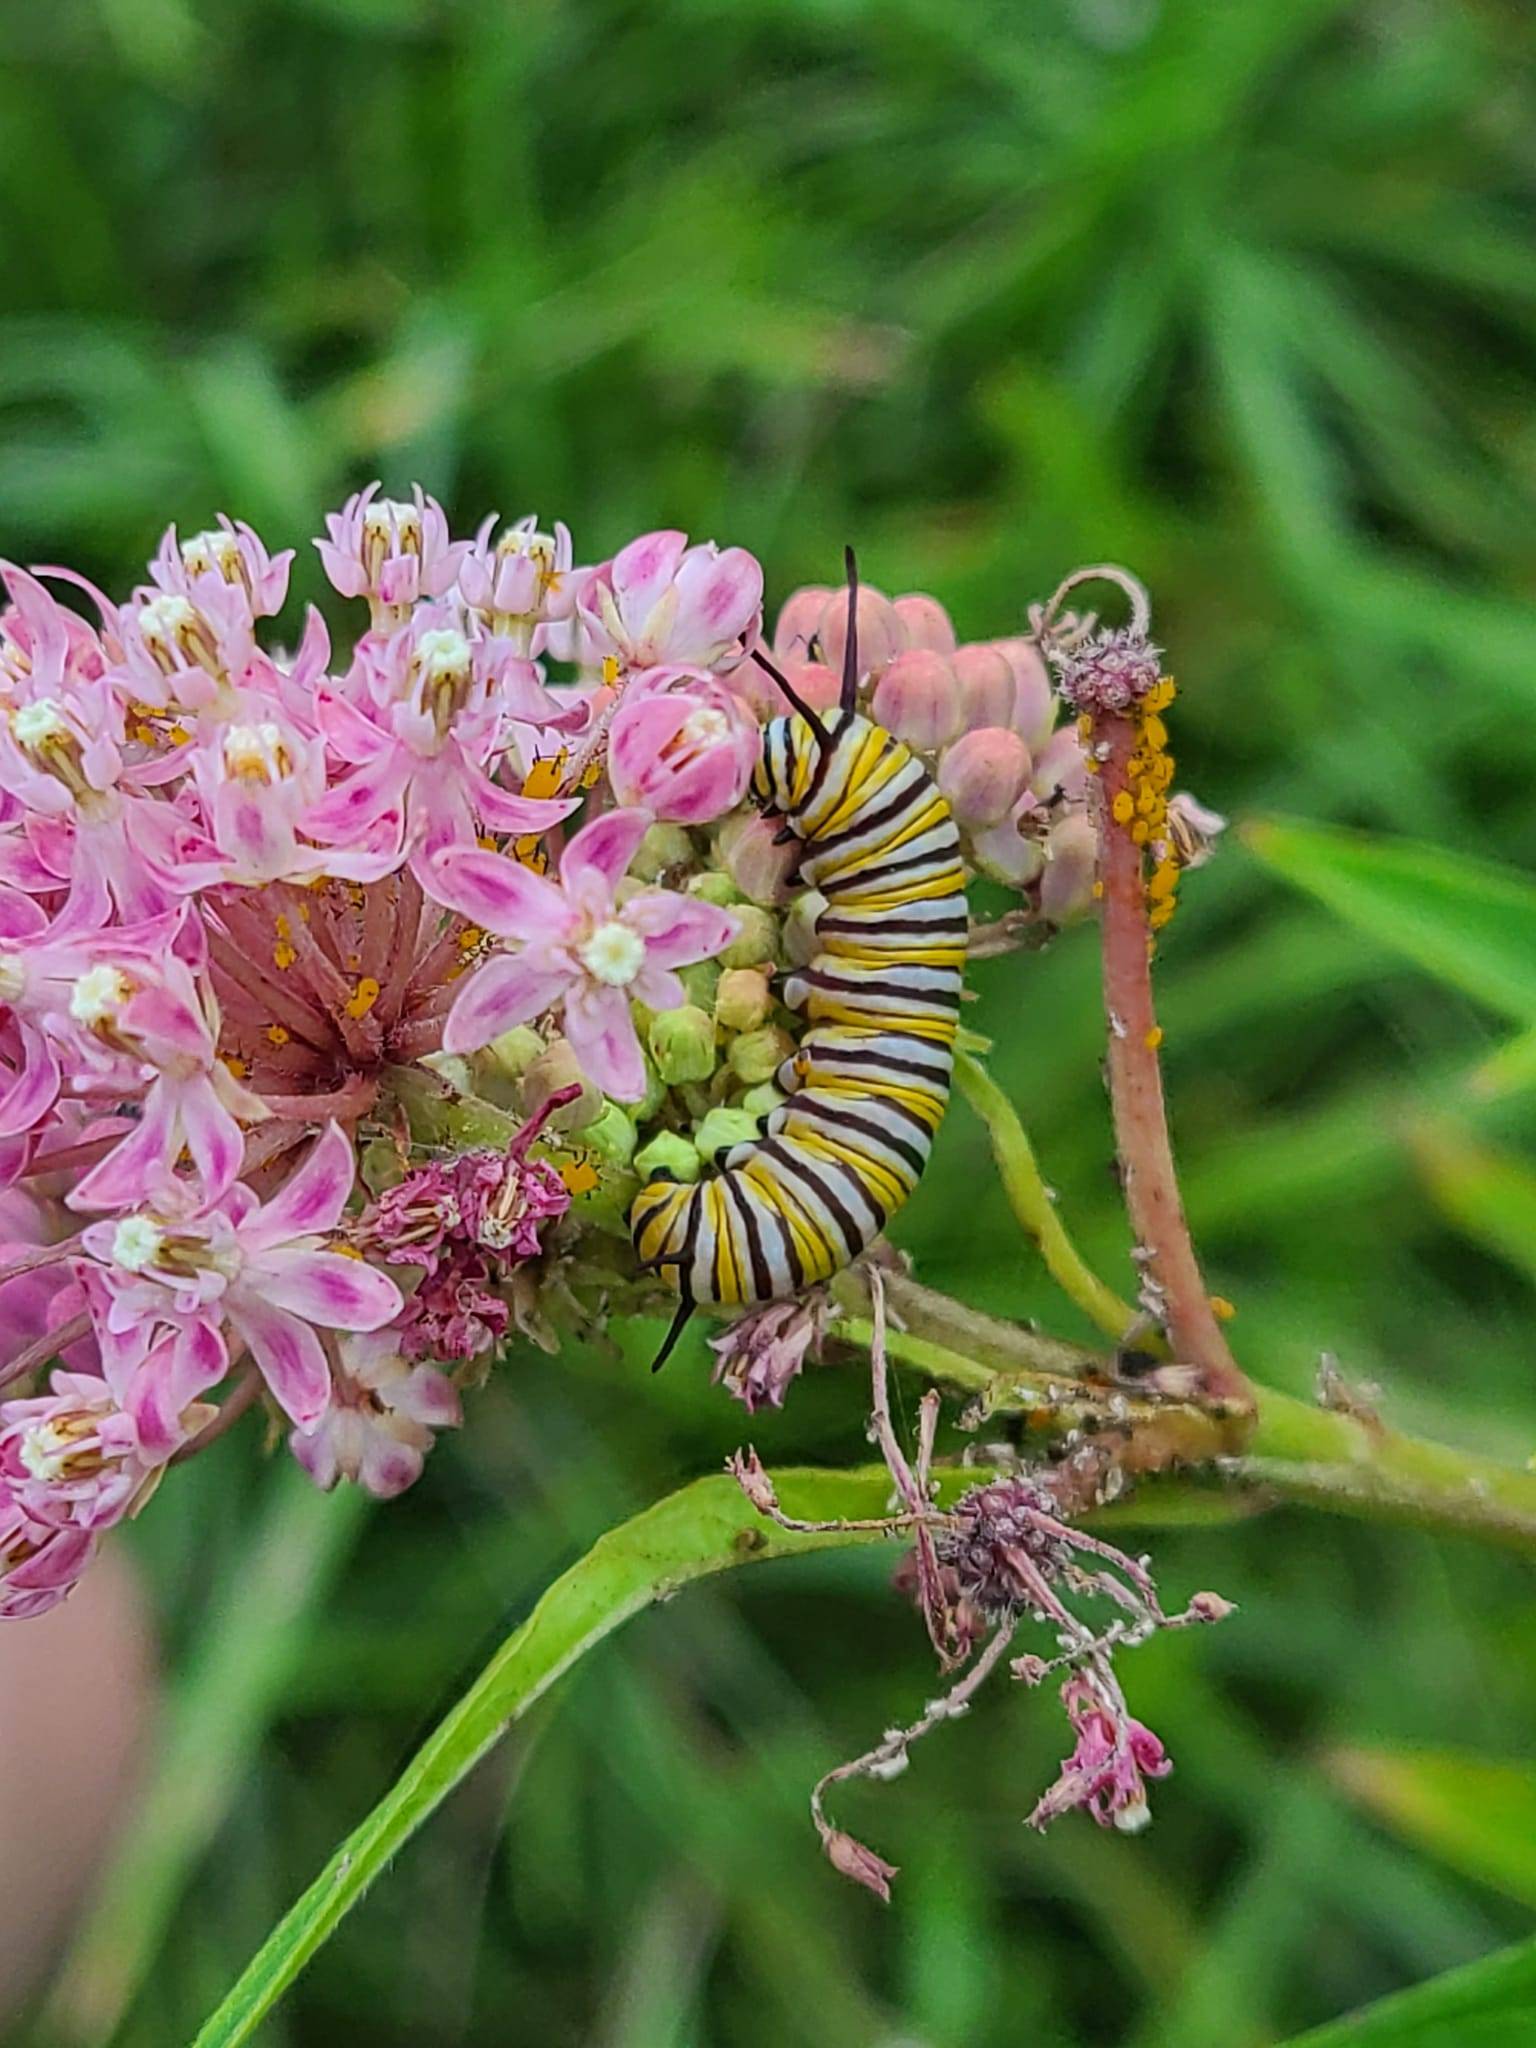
xmin=1028 ymin=1671 xmax=1172 ymax=1834
xmin=289 ymin=1331 xmax=460 ymax=1498
xmin=709 ymin=1292 xmax=829 ymax=1413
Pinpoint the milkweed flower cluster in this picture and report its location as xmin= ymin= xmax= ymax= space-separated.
xmin=0 ymin=493 xmax=1220 ymax=1659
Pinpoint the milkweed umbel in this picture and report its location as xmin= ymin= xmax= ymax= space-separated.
xmin=631 ymin=553 xmax=967 ymax=1367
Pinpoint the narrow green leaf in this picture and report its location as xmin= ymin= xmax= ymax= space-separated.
xmin=1244 ymin=818 xmax=1536 ymax=1023
xmin=190 ymin=1466 xmax=970 ymax=2048
xmin=1279 ymin=1930 xmax=1536 ymax=2046
xmin=1327 ymin=1745 xmax=1536 ymax=1912
xmin=1410 ymin=1123 xmax=1536 ymax=1292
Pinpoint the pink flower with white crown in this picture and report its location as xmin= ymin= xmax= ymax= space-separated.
xmin=304 ymin=603 xmax=578 ymax=895
xmin=79 ymin=1121 xmax=402 ymax=1449
xmin=573 ymin=530 xmax=762 ymax=677
xmin=147 ymin=516 xmax=295 ymax=621
xmin=458 ymin=514 xmax=575 ymax=645
xmin=316 ymin=483 xmax=471 ymax=628
xmin=607 ymin=666 xmax=760 ymax=825
xmin=289 ymin=1332 xmax=460 ymax=1499
xmin=431 ymin=809 xmax=737 ymax=1100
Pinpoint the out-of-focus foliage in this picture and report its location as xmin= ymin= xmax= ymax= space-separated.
xmin=9 ymin=0 xmax=1536 ymax=2041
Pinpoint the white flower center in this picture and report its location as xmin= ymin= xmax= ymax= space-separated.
xmin=416 ymin=628 xmax=471 ymax=680
xmin=19 ymin=1422 xmax=70 ymax=1484
xmin=0 ymin=953 xmax=25 ymax=1005
xmin=70 ymin=964 xmax=131 ymax=1026
xmin=578 ymin=921 xmax=646 ymax=987
xmin=137 ymin=592 xmax=195 ymax=643
xmin=183 ymin=529 xmax=241 ymax=581
xmin=12 ymin=699 xmax=68 ymax=748
xmin=366 ymin=500 xmax=422 ymax=553
xmin=678 ymin=707 xmax=729 ymax=751
xmin=111 ymin=1215 xmax=165 ymax=1272
xmin=223 ymin=722 xmax=288 ymax=782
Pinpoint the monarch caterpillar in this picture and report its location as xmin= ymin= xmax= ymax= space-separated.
xmin=631 ymin=553 xmax=967 ymax=1367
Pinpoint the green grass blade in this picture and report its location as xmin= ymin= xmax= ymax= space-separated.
xmin=1279 ymin=1931 xmax=1536 ymax=2046
xmin=1244 ymin=818 xmax=1536 ymax=1022
xmin=190 ymin=1466 xmax=967 ymax=2048
xmin=1328 ymin=1745 xmax=1536 ymax=1911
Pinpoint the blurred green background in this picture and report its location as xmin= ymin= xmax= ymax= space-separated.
xmin=8 ymin=0 xmax=1536 ymax=2042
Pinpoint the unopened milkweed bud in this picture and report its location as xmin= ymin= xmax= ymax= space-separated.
xmin=582 ymin=1101 xmax=638 ymax=1167
xmin=871 ymin=649 xmax=963 ymax=751
xmin=729 ymin=1025 xmax=794 ymax=1086
xmin=771 ymin=586 xmax=833 ymax=664
xmin=716 ymin=812 xmax=796 ymax=908
xmin=817 ymin=584 xmax=904 ymax=683
xmin=716 ymin=966 xmax=773 ymax=1033
xmin=635 ymin=1132 xmax=700 ymax=1184
xmin=693 ymin=1106 xmax=760 ymax=1165
xmin=991 ymin=636 xmax=1056 ymax=750
xmin=631 ymin=821 xmax=696 ymax=882
xmin=938 ymin=727 xmax=1032 ymax=828
xmin=520 ymin=1039 xmax=603 ymax=1130
xmin=720 ymin=904 xmax=779 ymax=969
xmin=951 ymin=643 xmax=1016 ymax=732
xmin=1039 ymin=810 xmax=1099 ymax=925
xmin=648 ymin=1004 xmax=718 ymax=1085
xmin=971 ymin=800 xmax=1046 ymax=889
xmin=892 ymin=592 xmax=957 ymax=655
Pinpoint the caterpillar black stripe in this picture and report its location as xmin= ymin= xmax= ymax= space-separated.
xmin=630 ymin=553 xmax=966 ymax=1367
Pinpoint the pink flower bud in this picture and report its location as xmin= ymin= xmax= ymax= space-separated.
xmin=991 ymin=635 xmax=1056 ymax=749
xmin=892 ymin=592 xmax=957 ymax=654
xmin=971 ymin=798 xmax=1046 ymax=888
xmin=608 ymin=668 xmax=760 ymax=825
xmin=1030 ymin=724 xmax=1089 ymax=804
xmin=771 ymin=586 xmax=832 ymax=664
xmin=871 ymin=649 xmax=963 ymax=751
xmin=816 ymin=584 xmax=904 ymax=684
xmin=716 ymin=811 xmax=797 ymax=906
xmin=938 ymin=727 xmax=1031 ymax=828
xmin=1039 ymin=811 xmax=1099 ymax=924
xmin=951 ymin=644 xmax=1016 ymax=731
xmin=821 ymin=1827 xmax=898 ymax=1903
xmin=749 ymin=658 xmax=841 ymax=722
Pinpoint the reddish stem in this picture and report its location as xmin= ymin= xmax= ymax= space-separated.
xmin=1095 ymin=716 xmax=1251 ymax=1419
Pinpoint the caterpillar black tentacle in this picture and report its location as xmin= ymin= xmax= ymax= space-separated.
xmin=630 ymin=557 xmax=965 ymax=1343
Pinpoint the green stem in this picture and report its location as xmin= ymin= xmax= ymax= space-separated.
xmin=953 ymin=1050 xmax=1142 ymax=1344
xmin=865 ymin=1272 xmax=1536 ymax=1554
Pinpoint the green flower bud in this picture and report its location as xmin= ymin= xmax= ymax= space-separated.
xmin=582 ymin=1101 xmax=638 ymax=1167
xmin=694 ymin=1106 xmax=761 ymax=1166
xmin=633 ymin=1047 xmax=667 ymax=1122
xmin=740 ymin=1081 xmax=785 ymax=1120
xmin=483 ymin=1024 xmax=544 ymax=1078
xmin=519 ymin=1038 xmax=602 ymax=1130
xmin=720 ymin=903 xmax=778 ymax=969
xmin=631 ymin=820 xmax=695 ymax=882
xmin=729 ymin=1024 xmax=795 ymax=1086
xmin=689 ymin=869 xmax=740 ymax=907
xmin=679 ymin=959 xmax=721 ymax=1012
xmin=418 ymin=1050 xmax=475 ymax=1095
xmin=715 ymin=965 xmax=772 ymax=1033
xmin=715 ymin=811 xmax=796 ymax=907
xmin=648 ymin=1004 xmax=718 ymax=1085
xmin=359 ymin=1135 xmax=407 ymax=1196
xmin=634 ymin=1131 xmax=701 ymax=1184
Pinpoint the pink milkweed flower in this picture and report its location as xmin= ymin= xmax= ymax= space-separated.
xmin=432 ymin=808 xmax=737 ymax=1101
xmin=290 ymin=1331 xmax=460 ymax=1498
xmin=316 ymin=484 xmax=471 ymax=627
xmin=148 ymin=516 xmax=294 ymax=621
xmin=1029 ymin=1672 xmax=1173 ymax=1834
xmin=0 ymin=1490 xmax=99 ymax=1619
xmin=458 ymin=515 xmax=575 ymax=643
xmin=575 ymin=530 xmax=763 ymax=677
xmin=80 ymin=1121 xmax=403 ymax=1444
xmin=607 ymin=666 xmax=760 ymax=824
xmin=61 ymin=951 xmax=266 ymax=1213
xmin=305 ymin=607 xmax=577 ymax=894
xmin=0 ymin=1370 xmax=162 ymax=1534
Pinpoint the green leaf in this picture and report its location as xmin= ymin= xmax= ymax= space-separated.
xmin=190 ymin=1465 xmax=971 ymax=2048
xmin=1328 ymin=1744 xmax=1536 ymax=1911
xmin=1279 ymin=1930 xmax=1536 ymax=2046
xmin=1244 ymin=818 xmax=1536 ymax=1023
xmin=1409 ymin=1124 xmax=1536 ymax=1292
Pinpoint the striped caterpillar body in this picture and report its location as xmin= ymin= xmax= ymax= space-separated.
xmin=630 ymin=694 xmax=966 ymax=1343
